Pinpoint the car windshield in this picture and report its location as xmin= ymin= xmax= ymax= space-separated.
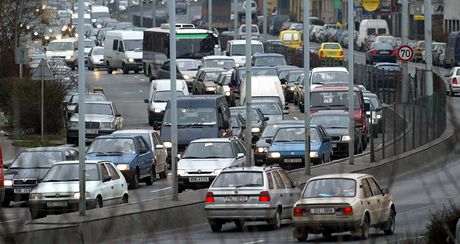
xmin=376 ymin=65 xmax=400 ymax=72
xmin=92 ymin=48 xmax=104 ymax=55
xmin=204 ymin=60 xmax=235 ymax=70
xmin=182 ymin=142 xmax=234 ymax=158
xmin=288 ymin=72 xmax=303 ymax=82
xmin=87 ymin=138 xmax=136 ymax=154
xmin=124 ymin=40 xmax=143 ymax=51
xmin=322 ymin=44 xmax=341 ymax=49
xmin=71 ymin=94 xmax=107 ymax=104
xmin=153 ymin=91 xmax=184 ymax=102
xmin=240 ymin=68 xmax=278 ymax=80
xmin=253 ymin=102 xmax=281 ymax=115
xmin=84 ymin=103 xmax=113 ymax=115
xmin=366 ymin=95 xmax=381 ymax=109
xmin=261 ymin=124 xmax=287 ymax=138
xmin=47 ymin=42 xmax=73 ymax=51
xmin=231 ymin=44 xmax=264 ymax=56
xmin=10 ymin=151 xmax=62 ymax=168
xmin=113 ymin=132 xmax=151 ymax=147
xmin=240 ymin=26 xmax=258 ymax=33
xmin=231 ymin=116 xmax=241 ymax=127
xmin=310 ymin=91 xmax=360 ymax=109
xmin=204 ymin=72 xmax=222 ymax=81
xmin=163 ymin=107 xmax=217 ymax=126
xmin=255 ymin=56 xmax=287 ymax=67
xmin=374 ymin=42 xmax=394 ymax=50
xmin=212 ymin=172 xmax=264 ymax=188
xmin=43 ymin=163 xmax=100 ymax=182
xmin=230 ymin=108 xmax=263 ymax=122
xmin=177 ymin=60 xmax=200 ymax=71
xmin=303 ymin=178 xmax=356 ymax=198
xmin=311 ymin=71 xmax=349 ymax=84
xmin=274 ymin=127 xmax=319 ymax=141
xmin=311 ymin=115 xmax=349 ymax=128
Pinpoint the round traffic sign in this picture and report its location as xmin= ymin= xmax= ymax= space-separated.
xmin=397 ymin=45 xmax=414 ymax=62
xmin=362 ymin=0 xmax=380 ymax=12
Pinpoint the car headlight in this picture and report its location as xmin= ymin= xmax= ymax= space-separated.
xmin=269 ymin=152 xmax=281 ymax=158
xmin=342 ymin=135 xmax=351 ymax=141
xmin=289 ymin=86 xmax=295 ymax=91
xmin=117 ymin=164 xmax=130 ymax=171
xmin=376 ymin=114 xmax=382 ymax=119
xmin=310 ymin=151 xmax=319 ymax=158
xmin=251 ymin=127 xmax=260 ymax=133
xmin=30 ymin=193 xmax=43 ymax=200
xmin=154 ymin=108 xmax=163 ymax=113
xmin=100 ymin=122 xmax=114 ymax=129
xmin=65 ymin=55 xmax=72 ymax=60
xmin=183 ymin=75 xmax=190 ymax=80
xmin=73 ymin=192 xmax=91 ymax=199
xmin=256 ymin=147 xmax=268 ymax=153
xmin=128 ymin=58 xmax=134 ymax=63
xmin=224 ymin=91 xmax=231 ymax=96
xmin=4 ymin=179 xmax=12 ymax=187
xmin=213 ymin=169 xmax=222 ymax=175
xmin=206 ymin=86 xmax=217 ymax=91
xmin=163 ymin=141 xmax=172 ymax=148
xmin=177 ymin=169 xmax=186 ymax=176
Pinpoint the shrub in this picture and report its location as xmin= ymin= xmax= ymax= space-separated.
xmin=425 ymin=202 xmax=460 ymax=244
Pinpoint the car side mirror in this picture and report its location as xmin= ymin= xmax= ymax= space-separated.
xmin=364 ymin=102 xmax=371 ymax=111
xmin=153 ymin=121 xmax=162 ymax=130
xmin=265 ymin=138 xmax=273 ymax=144
xmin=144 ymin=99 xmax=149 ymax=103
xmin=102 ymin=175 xmax=112 ymax=182
xmin=115 ymin=113 xmax=122 ymax=117
xmin=280 ymin=78 xmax=287 ymax=84
xmin=237 ymin=153 xmax=245 ymax=158
xmin=155 ymin=144 xmax=164 ymax=149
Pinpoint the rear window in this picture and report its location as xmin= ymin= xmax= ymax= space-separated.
xmin=457 ymin=69 xmax=460 ymax=76
xmin=367 ymin=29 xmax=376 ymax=35
xmin=322 ymin=44 xmax=341 ymax=49
xmin=282 ymin=33 xmax=299 ymax=41
xmin=377 ymin=28 xmax=387 ymax=34
xmin=303 ymin=178 xmax=356 ymax=198
xmin=212 ymin=172 xmax=264 ymax=188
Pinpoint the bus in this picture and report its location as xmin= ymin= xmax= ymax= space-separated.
xmin=143 ymin=24 xmax=220 ymax=81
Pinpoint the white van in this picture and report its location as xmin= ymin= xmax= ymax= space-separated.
xmin=104 ymin=30 xmax=143 ymax=74
xmin=91 ymin=6 xmax=110 ymax=23
xmin=238 ymin=24 xmax=260 ymax=40
xmin=45 ymin=38 xmax=78 ymax=70
xmin=144 ymin=79 xmax=189 ymax=126
xmin=356 ymin=19 xmax=389 ymax=50
xmin=239 ymin=75 xmax=285 ymax=107
xmin=225 ymin=40 xmax=264 ymax=66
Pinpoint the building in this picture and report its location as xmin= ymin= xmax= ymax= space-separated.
xmin=444 ymin=0 xmax=460 ymax=33
xmin=289 ymin=0 xmax=336 ymax=24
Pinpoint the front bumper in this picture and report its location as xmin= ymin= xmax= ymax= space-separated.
xmin=125 ymin=62 xmax=143 ymax=70
xmin=4 ymin=186 xmax=34 ymax=202
xmin=29 ymin=199 xmax=98 ymax=214
xmin=178 ymin=175 xmax=216 ymax=190
xmin=148 ymin=110 xmax=165 ymax=123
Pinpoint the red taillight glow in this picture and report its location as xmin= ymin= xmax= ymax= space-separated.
xmin=339 ymin=51 xmax=344 ymax=56
xmin=293 ymin=207 xmax=304 ymax=217
xmin=343 ymin=206 xmax=353 ymax=215
xmin=372 ymin=50 xmax=377 ymax=55
xmin=259 ymin=191 xmax=271 ymax=202
xmin=320 ymin=51 xmax=324 ymax=57
xmin=205 ymin=192 xmax=214 ymax=203
xmin=392 ymin=50 xmax=397 ymax=55
xmin=453 ymin=78 xmax=458 ymax=85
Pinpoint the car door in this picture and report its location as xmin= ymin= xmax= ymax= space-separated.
xmin=138 ymin=137 xmax=153 ymax=177
xmin=111 ymin=104 xmax=122 ymax=129
xmin=271 ymin=170 xmax=289 ymax=218
xmin=105 ymin=162 xmax=124 ymax=202
xmin=278 ymin=170 xmax=301 ymax=210
xmin=367 ymin=177 xmax=388 ymax=224
xmin=153 ymin=132 xmax=167 ymax=172
xmin=361 ymin=178 xmax=379 ymax=225
xmin=98 ymin=163 xmax=114 ymax=206
xmin=158 ymin=61 xmax=170 ymax=79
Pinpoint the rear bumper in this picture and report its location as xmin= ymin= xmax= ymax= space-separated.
xmin=292 ymin=219 xmax=361 ymax=233
xmin=206 ymin=206 xmax=277 ymax=220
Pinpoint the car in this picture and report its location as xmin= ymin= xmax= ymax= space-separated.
xmin=432 ymin=43 xmax=446 ymax=67
xmin=266 ymin=125 xmax=333 ymax=169
xmin=225 ymin=40 xmax=264 ymax=67
xmin=277 ymin=66 xmax=302 ymax=85
xmin=292 ymin=173 xmax=396 ymax=241
xmin=240 ymin=76 xmax=286 ymax=108
xmin=231 ymin=113 xmax=246 ymax=140
xmin=363 ymin=91 xmax=383 ymax=136
xmin=447 ymin=67 xmax=460 ymax=96
xmin=28 ymin=160 xmax=129 ymax=219
xmin=64 ymin=92 xmax=108 ymax=120
xmin=87 ymin=46 xmax=105 ymax=70
xmin=230 ymin=106 xmax=267 ymax=143
xmin=205 ymin=165 xmax=301 ymax=232
xmin=2 ymin=146 xmax=79 ymax=207
xmin=366 ymin=42 xmax=397 ymax=65
xmin=310 ymin=26 xmax=323 ymax=42
xmin=279 ymin=30 xmax=302 ymax=48
xmin=157 ymin=59 xmax=201 ymax=91
xmin=310 ymin=110 xmax=364 ymax=158
xmin=309 ymin=67 xmax=349 ymax=86
xmin=86 ymin=135 xmax=155 ymax=189
xmin=284 ymin=70 xmax=305 ymax=103
xmin=251 ymin=53 xmax=287 ymax=67
xmin=67 ymin=101 xmax=123 ymax=145
xmin=231 ymin=66 xmax=278 ymax=94
xmin=254 ymin=120 xmax=304 ymax=166
xmin=112 ymin=129 xmax=168 ymax=179
xmin=423 ymin=42 xmax=445 ymax=64
xmin=215 ymin=71 xmax=235 ymax=106
xmin=318 ymin=42 xmax=344 ymax=62
xmin=413 ymin=40 xmax=425 ymax=62
xmin=193 ymin=67 xmax=226 ymax=94
xmin=200 ymin=56 xmax=236 ymax=71
xmin=177 ymin=137 xmax=246 ymax=193
xmin=373 ymin=63 xmax=401 ymax=89
xmin=238 ymin=24 xmax=260 ymax=40
xmin=270 ymin=15 xmax=290 ymax=35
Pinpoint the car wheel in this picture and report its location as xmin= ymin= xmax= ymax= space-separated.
xmin=384 ymin=209 xmax=396 ymax=235
xmin=2 ymin=199 xmax=10 ymax=207
xmin=358 ymin=215 xmax=370 ymax=240
xmin=209 ymin=222 xmax=222 ymax=232
xmin=293 ymin=227 xmax=308 ymax=242
xmin=178 ymin=185 xmax=185 ymax=193
xmin=130 ymin=171 xmax=140 ymax=189
xmin=269 ymin=209 xmax=281 ymax=230
xmin=96 ymin=197 xmax=103 ymax=208
xmin=121 ymin=194 xmax=129 ymax=204
xmin=234 ymin=220 xmax=245 ymax=231
xmin=322 ymin=231 xmax=332 ymax=239
xmin=122 ymin=63 xmax=129 ymax=74
xmin=145 ymin=166 xmax=155 ymax=185
xmin=107 ymin=63 xmax=113 ymax=74
xmin=159 ymin=163 xmax=168 ymax=179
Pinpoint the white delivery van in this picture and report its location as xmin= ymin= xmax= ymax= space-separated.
xmin=45 ymin=38 xmax=79 ymax=70
xmin=91 ymin=6 xmax=110 ymax=23
xmin=104 ymin=30 xmax=143 ymax=74
xmin=356 ymin=19 xmax=389 ymax=51
xmin=225 ymin=39 xmax=264 ymax=67
xmin=239 ymin=75 xmax=285 ymax=107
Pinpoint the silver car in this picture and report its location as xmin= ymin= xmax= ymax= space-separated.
xmin=205 ymin=166 xmax=301 ymax=232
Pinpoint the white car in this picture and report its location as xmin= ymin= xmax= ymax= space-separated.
xmin=29 ymin=160 xmax=129 ymax=219
xmin=87 ymin=46 xmax=105 ymax=70
xmin=447 ymin=66 xmax=460 ymax=96
xmin=309 ymin=67 xmax=349 ymax=88
xmin=292 ymin=173 xmax=396 ymax=241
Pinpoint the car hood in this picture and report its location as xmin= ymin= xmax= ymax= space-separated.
xmin=86 ymin=153 xmax=136 ymax=164
xmin=178 ymin=158 xmax=236 ymax=171
xmin=270 ymin=141 xmax=321 ymax=152
xmin=231 ymin=56 xmax=246 ymax=66
xmin=32 ymin=181 xmax=100 ymax=194
xmin=125 ymin=51 xmax=142 ymax=59
xmin=5 ymin=168 xmax=51 ymax=181
xmin=70 ymin=114 xmax=114 ymax=123
xmin=46 ymin=50 xmax=73 ymax=57
xmin=323 ymin=128 xmax=348 ymax=137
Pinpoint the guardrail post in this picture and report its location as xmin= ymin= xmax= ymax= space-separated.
xmin=382 ymin=107 xmax=386 ymax=159
xmin=412 ymin=100 xmax=415 ymax=150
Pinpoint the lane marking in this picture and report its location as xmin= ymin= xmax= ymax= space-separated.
xmin=243 ymin=240 xmax=265 ymax=244
xmin=293 ymin=117 xmax=298 ymax=120
xmin=150 ymin=187 xmax=172 ymax=193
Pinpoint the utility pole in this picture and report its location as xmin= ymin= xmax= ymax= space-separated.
xmin=401 ymin=0 xmax=409 ymax=103
xmin=152 ymin=0 xmax=156 ymax=27
xmin=208 ymin=0 xmax=212 ymax=30
xmin=347 ymin=0 xmax=355 ymax=165
xmin=186 ymin=0 xmax=190 ymax=23
xmin=140 ymin=0 xmax=143 ymax=27
xmin=233 ymin=0 xmax=238 ymax=39
xmin=169 ymin=0 xmax=178 ymax=201
xmin=303 ymin=0 xmax=311 ymax=175
xmin=244 ymin=0 xmax=252 ymax=167
xmin=263 ymin=0 xmax=267 ymax=43
xmin=424 ymin=0 xmax=433 ymax=96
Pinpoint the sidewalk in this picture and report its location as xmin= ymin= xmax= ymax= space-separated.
xmin=0 ymin=133 xmax=24 ymax=161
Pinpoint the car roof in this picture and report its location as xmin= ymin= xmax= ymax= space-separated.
xmin=229 ymin=40 xmax=263 ymax=45
xmin=312 ymin=110 xmax=350 ymax=116
xmin=191 ymin=138 xmax=235 ymax=143
xmin=54 ymin=160 xmax=108 ymax=165
xmin=25 ymin=146 xmax=74 ymax=152
xmin=199 ymin=67 xmax=227 ymax=72
xmin=95 ymin=134 xmax=138 ymax=139
xmin=253 ymin=53 xmax=284 ymax=57
xmin=267 ymin=120 xmax=304 ymax=125
xmin=312 ymin=67 xmax=348 ymax=72
xmin=112 ymin=129 xmax=154 ymax=134
xmin=202 ymin=56 xmax=235 ymax=60
xmin=84 ymin=101 xmax=112 ymax=105
xmin=311 ymin=85 xmax=360 ymax=92
xmin=374 ymin=62 xmax=400 ymax=67
xmin=221 ymin=165 xmax=282 ymax=172
xmin=308 ymin=173 xmax=370 ymax=181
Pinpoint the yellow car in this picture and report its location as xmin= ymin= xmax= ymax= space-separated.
xmin=279 ymin=30 xmax=302 ymax=49
xmin=318 ymin=42 xmax=344 ymax=61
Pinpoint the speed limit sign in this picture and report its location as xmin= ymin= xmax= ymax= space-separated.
xmin=397 ymin=45 xmax=414 ymax=62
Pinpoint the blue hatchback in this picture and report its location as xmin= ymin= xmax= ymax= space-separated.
xmin=86 ymin=135 xmax=155 ymax=189
xmin=266 ymin=125 xmax=333 ymax=170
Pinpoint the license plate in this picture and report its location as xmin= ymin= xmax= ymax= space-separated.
xmin=380 ymin=51 xmax=389 ymax=54
xmin=332 ymin=143 xmax=337 ymax=148
xmin=46 ymin=201 xmax=68 ymax=207
xmin=310 ymin=208 xmax=335 ymax=215
xmin=327 ymin=51 xmax=337 ymax=55
xmin=86 ymin=129 xmax=98 ymax=134
xmin=189 ymin=177 xmax=209 ymax=182
xmin=225 ymin=195 xmax=249 ymax=202
xmin=284 ymin=158 xmax=302 ymax=163
xmin=14 ymin=188 xmax=31 ymax=194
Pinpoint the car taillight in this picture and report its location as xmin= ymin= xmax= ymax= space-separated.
xmin=293 ymin=207 xmax=305 ymax=217
xmin=392 ymin=50 xmax=397 ymax=55
xmin=259 ymin=191 xmax=271 ymax=202
xmin=320 ymin=51 xmax=324 ymax=57
xmin=372 ymin=50 xmax=377 ymax=55
xmin=205 ymin=192 xmax=214 ymax=203
xmin=339 ymin=51 xmax=344 ymax=56
xmin=336 ymin=206 xmax=353 ymax=216
xmin=453 ymin=78 xmax=458 ymax=85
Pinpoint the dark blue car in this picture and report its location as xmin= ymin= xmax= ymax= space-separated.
xmin=86 ymin=135 xmax=155 ymax=189
xmin=266 ymin=125 xmax=333 ymax=170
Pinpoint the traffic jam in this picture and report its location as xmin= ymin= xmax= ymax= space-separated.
xmin=9 ymin=0 xmax=449 ymax=241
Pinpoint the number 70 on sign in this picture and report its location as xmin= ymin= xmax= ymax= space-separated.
xmin=397 ymin=45 xmax=414 ymax=62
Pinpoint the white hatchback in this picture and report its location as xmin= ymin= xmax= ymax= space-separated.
xmin=29 ymin=160 xmax=129 ymax=219
xmin=447 ymin=66 xmax=460 ymax=96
